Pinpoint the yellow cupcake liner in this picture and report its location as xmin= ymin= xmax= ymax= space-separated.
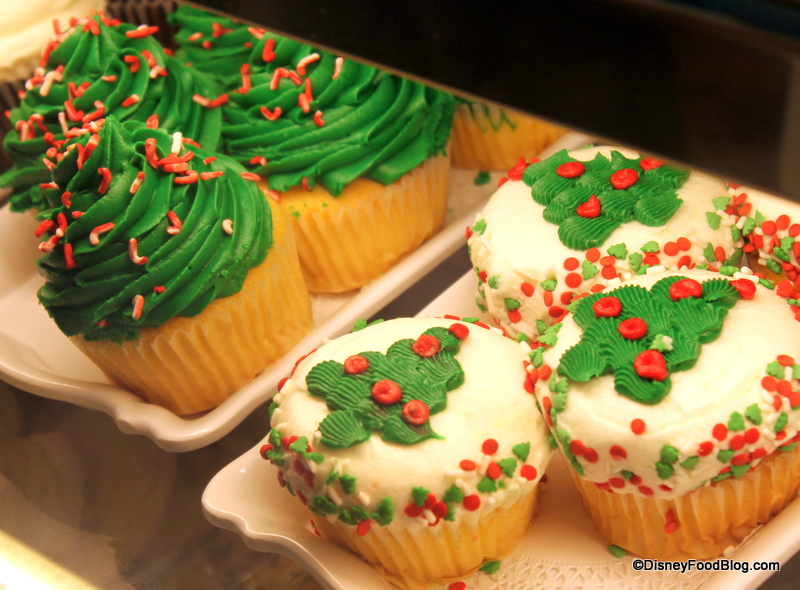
xmin=450 ymin=103 xmax=567 ymax=171
xmin=568 ymin=446 xmax=800 ymax=561
xmin=72 ymin=199 xmax=312 ymax=415
xmin=269 ymin=150 xmax=450 ymax=293
xmin=312 ymin=488 xmax=538 ymax=590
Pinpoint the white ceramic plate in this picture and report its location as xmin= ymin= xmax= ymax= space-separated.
xmin=203 ymin=270 xmax=800 ymax=590
xmin=0 ymin=133 xmax=596 ymax=451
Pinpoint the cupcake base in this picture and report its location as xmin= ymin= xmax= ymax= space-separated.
xmin=450 ymin=104 xmax=567 ymax=171
xmin=312 ymin=489 xmax=539 ymax=590
xmin=72 ymin=199 xmax=312 ymax=415
xmin=272 ymin=150 xmax=450 ymax=293
xmin=569 ymin=446 xmax=800 ymax=561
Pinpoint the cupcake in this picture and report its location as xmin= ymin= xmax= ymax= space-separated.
xmin=450 ymin=101 xmax=567 ymax=171
xmin=263 ymin=317 xmax=552 ymax=588
xmin=534 ymin=268 xmax=800 ymax=560
xmin=35 ymin=116 xmax=312 ymax=415
xmin=219 ymin=31 xmax=456 ymax=292
xmin=468 ymin=146 xmax=744 ymax=342
xmin=0 ymin=11 xmax=223 ymax=214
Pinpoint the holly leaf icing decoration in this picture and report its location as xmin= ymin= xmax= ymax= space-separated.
xmin=558 ymin=276 xmax=742 ymax=404
xmin=307 ymin=327 xmax=465 ymax=448
xmin=522 ymin=150 xmax=690 ymax=250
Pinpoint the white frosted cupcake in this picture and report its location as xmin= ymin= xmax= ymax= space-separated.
xmin=467 ymin=146 xmax=744 ymax=342
xmin=262 ymin=317 xmax=553 ymax=589
xmin=533 ymin=268 xmax=800 ymax=560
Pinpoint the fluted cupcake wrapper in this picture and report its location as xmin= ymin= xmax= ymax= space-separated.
xmin=272 ymin=149 xmax=450 ymax=294
xmin=450 ymin=103 xmax=567 ymax=171
xmin=568 ymin=445 xmax=800 ymax=561
xmin=312 ymin=488 xmax=539 ymax=590
xmin=72 ymin=199 xmax=312 ymax=415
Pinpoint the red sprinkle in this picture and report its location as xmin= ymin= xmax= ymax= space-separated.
xmin=583 ymin=448 xmax=599 ymax=463
xmin=778 ymin=355 xmax=795 ymax=366
xmin=618 ymin=317 xmax=648 ymax=340
xmin=371 ymin=380 xmax=402 ymax=405
xmin=556 ymin=161 xmax=585 ymax=178
xmin=712 ymin=423 xmax=728 ymax=441
xmin=487 ymin=462 xmax=502 ymax=480
xmin=610 ymin=168 xmax=639 ymax=189
xmin=664 ymin=521 xmax=680 ymax=534
xmin=126 ymin=25 xmax=159 ymax=39
xmin=463 ymin=495 xmax=481 ymax=511
xmin=356 ymin=520 xmax=371 ymax=536
xmin=412 ymin=334 xmax=440 ymax=357
xmin=482 ymin=439 xmax=499 ymax=455
xmin=344 ymin=354 xmax=369 ymax=374
xmin=520 ymin=465 xmax=538 ymax=480
xmin=460 ymin=460 xmax=476 ymax=471
xmin=610 ymin=445 xmax=627 ymax=459
xmin=631 ymin=418 xmax=646 ymax=435
xmin=449 ymin=582 xmax=467 ymax=590
xmin=569 ymin=439 xmax=585 ymax=456
xmin=241 ymin=172 xmax=261 ymax=181
xmin=634 ymin=350 xmax=667 ymax=381
xmin=402 ymin=400 xmax=429 ymax=425
xmin=262 ymin=37 xmax=276 ymax=62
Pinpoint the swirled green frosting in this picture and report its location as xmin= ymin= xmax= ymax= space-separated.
xmin=36 ymin=116 xmax=271 ymax=343
xmin=0 ymin=12 xmax=223 ymax=214
xmin=168 ymin=5 xmax=254 ymax=89
xmin=222 ymin=33 xmax=455 ymax=196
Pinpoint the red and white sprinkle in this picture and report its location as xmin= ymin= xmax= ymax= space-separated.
xmin=89 ymin=222 xmax=115 ymax=245
xmin=131 ymin=294 xmax=145 ymax=319
xmin=39 ymin=69 xmax=63 ymax=97
xmin=38 ymin=235 xmax=61 ymax=253
xmin=260 ymin=106 xmax=282 ymax=121
xmin=171 ymin=132 xmax=183 ymax=155
xmin=97 ymin=167 xmax=112 ymax=194
xmin=200 ymin=171 xmax=224 ymax=180
xmin=58 ymin=112 xmax=69 ymax=135
xmin=296 ymin=53 xmax=320 ymax=76
xmin=166 ymin=211 xmax=182 ymax=234
xmin=130 ymin=171 xmax=145 ymax=193
xmin=241 ymin=172 xmax=261 ymax=181
xmin=121 ymin=94 xmax=140 ymax=108
xmin=128 ymin=238 xmax=148 ymax=265
xmin=222 ymin=219 xmax=234 ymax=235
xmin=313 ymin=110 xmax=324 ymax=127
xmin=126 ymin=25 xmax=159 ymax=39
xmin=333 ymin=57 xmax=344 ymax=79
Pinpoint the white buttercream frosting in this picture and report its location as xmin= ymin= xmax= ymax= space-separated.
xmin=267 ymin=317 xmax=553 ymax=531
xmin=536 ymin=268 xmax=800 ymax=500
xmin=468 ymin=146 xmax=742 ymax=342
xmin=0 ymin=0 xmax=106 ymax=81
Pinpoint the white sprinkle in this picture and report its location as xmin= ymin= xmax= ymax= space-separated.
xmin=327 ymin=487 xmax=343 ymax=506
xmin=737 ymin=266 xmax=754 ymax=276
xmin=518 ymin=340 xmax=532 ymax=353
xmin=274 ymin=422 xmax=288 ymax=431
xmin=332 ymin=56 xmax=344 ymax=79
xmin=659 ymin=335 xmax=674 ymax=350
xmin=270 ymin=407 xmax=283 ymax=422
xmin=754 ymin=227 xmax=764 ymax=236
xmin=486 ymin=496 xmax=496 ymax=507
xmin=421 ymin=510 xmax=437 ymax=525
xmin=357 ymin=492 xmax=371 ymax=506
xmin=691 ymin=236 xmax=707 ymax=247
xmin=645 ymin=265 xmax=667 ymax=274
xmin=222 ymin=219 xmax=234 ymax=235
xmin=171 ymin=132 xmax=183 ymax=155
xmin=444 ymin=469 xmax=466 ymax=478
xmin=606 ymin=277 xmax=623 ymax=287
xmin=39 ymin=69 xmax=63 ymax=97
xmin=58 ymin=111 xmax=69 ymax=135
xmin=622 ymin=272 xmax=633 ymax=281
xmin=736 ymin=216 xmax=748 ymax=230
xmin=454 ymin=479 xmax=472 ymax=496
xmin=478 ymin=454 xmax=491 ymax=474
xmin=321 ymin=337 xmax=332 ymax=344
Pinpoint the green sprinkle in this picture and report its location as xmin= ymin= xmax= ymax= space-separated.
xmin=621 ymin=470 xmax=634 ymax=481
xmin=539 ymin=332 xmax=558 ymax=347
xmin=608 ymin=545 xmax=627 ymax=558
xmin=552 ymin=391 xmax=568 ymax=412
xmin=477 ymin=476 xmax=497 ymax=493
xmin=548 ymin=435 xmax=557 ymax=449
xmin=680 ymin=456 xmax=700 ymax=470
xmin=703 ymin=243 xmax=716 ymax=262
xmin=474 ymin=171 xmax=491 ymax=186
xmin=781 ymin=236 xmax=795 ymax=250
xmin=718 ymin=265 xmax=737 ymax=276
xmin=480 ymin=561 xmax=501 ymax=575
xmin=774 ymin=411 xmax=789 ymax=433
xmin=704 ymin=212 xmax=722 ymax=230
xmin=536 ymin=320 xmax=548 ymax=335
xmin=513 ymin=442 xmax=531 ymax=462
xmin=656 ymin=462 xmax=674 ymax=479
xmin=548 ymin=371 xmax=558 ymax=392
xmin=290 ymin=210 xmax=300 ymax=219
xmin=498 ymin=458 xmax=518 ymax=478
xmin=412 ymin=487 xmax=430 ymax=507
xmin=712 ymin=196 xmax=730 ymax=211
xmin=780 ymin=443 xmax=797 ymax=452
xmin=444 ymin=484 xmax=464 ymax=504
xmin=581 ymin=260 xmax=599 ymax=280
xmin=530 ymin=348 xmax=544 ymax=368
xmin=743 ymin=217 xmax=756 ymax=235
xmin=476 ymin=300 xmax=487 ymax=313
xmin=641 ymin=241 xmax=660 ymax=253
xmin=461 ymin=317 xmax=479 ymax=323
xmin=660 ymin=444 xmax=680 ymax=464
xmin=766 ymin=259 xmax=783 ymax=275
xmin=339 ymin=474 xmax=357 ymax=494
xmin=325 ymin=470 xmax=339 ymax=486
xmin=265 ymin=450 xmax=284 ymax=467
xmin=767 ymin=361 xmax=785 ymax=379
xmin=717 ymin=449 xmax=735 ymax=463
xmin=505 ymin=298 xmax=521 ymax=311
xmin=651 ymin=334 xmax=673 ymax=352
xmin=607 ymin=243 xmax=628 ymax=259
xmin=306 ymin=452 xmax=324 ymax=463
xmin=540 ymin=279 xmax=557 ymax=292
xmin=731 ymin=226 xmax=743 ymax=243
xmin=759 ymin=278 xmax=776 ymax=290
xmin=309 ymin=495 xmax=338 ymax=516
xmin=774 ymin=247 xmax=791 ymax=263
xmin=350 ymin=506 xmax=371 ymax=522
xmin=373 ymin=498 xmax=394 ymax=525
xmin=488 ymin=275 xmax=501 ymax=289
xmin=745 ymin=403 xmax=763 ymax=425
xmin=516 ymin=333 xmax=530 ymax=344
xmin=353 ymin=318 xmax=368 ymax=331
xmin=628 ymin=252 xmax=643 ymax=273
xmin=338 ymin=509 xmax=356 ymax=525
xmin=472 ymin=219 xmax=487 ymax=234
xmin=554 ymin=378 xmax=569 ymax=394
xmin=731 ymin=464 xmax=751 ymax=478
xmin=755 ymin=210 xmax=765 ymax=226
xmin=728 ymin=411 xmax=745 ymax=432
xmin=712 ymin=472 xmax=732 ymax=483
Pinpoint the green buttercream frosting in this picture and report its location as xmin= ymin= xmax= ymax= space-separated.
xmin=558 ymin=275 xmax=742 ymax=404
xmin=306 ymin=327 xmax=464 ymax=448
xmin=521 ymin=149 xmax=690 ymax=250
xmin=35 ymin=117 xmax=271 ymax=343
xmin=222 ymin=32 xmax=455 ymax=195
xmin=0 ymin=13 xmax=223 ymax=214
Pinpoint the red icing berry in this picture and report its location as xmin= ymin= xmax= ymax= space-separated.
xmin=713 ymin=423 xmax=728 ymax=441
xmin=610 ymin=168 xmax=639 ymax=189
xmin=433 ymin=501 xmax=449 ymax=519
xmin=448 ymin=323 xmax=469 ymax=340
xmin=634 ymin=350 xmax=667 ymax=381
xmin=556 ymin=161 xmax=585 ymax=178
xmin=507 ymin=157 xmax=529 ymax=181
xmin=744 ymin=428 xmax=760 ymax=444
xmin=610 ymin=445 xmax=627 ymax=459
xmin=404 ymin=502 xmax=423 ymax=517
xmin=402 ymin=400 xmax=429 ymax=424
xmin=698 ymin=441 xmax=714 ymax=456
xmin=730 ymin=278 xmax=756 ymax=300
xmin=460 ymin=460 xmax=476 ymax=471
xmin=463 ymin=494 xmax=481 ymax=511
xmin=576 ymin=195 xmax=601 ymax=218
xmin=487 ymin=462 xmax=502 ymax=480
xmin=640 ymin=157 xmax=664 ymax=170
xmin=609 ymin=477 xmax=625 ymax=489
xmin=344 ymin=354 xmax=369 ymax=374
xmin=412 ymin=334 xmax=440 ymax=357
xmin=631 ymin=418 xmax=646 ymax=435
xmin=371 ymin=380 xmax=402 ymax=405
xmin=357 ymin=520 xmax=371 ymax=536
xmin=669 ymin=278 xmax=703 ymax=301
xmin=592 ymin=296 xmax=622 ymax=317
xmin=618 ymin=317 xmax=648 ymax=340
xmin=482 ymin=439 xmax=499 ymax=455
xmin=520 ymin=465 xmax=538 ymax=480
